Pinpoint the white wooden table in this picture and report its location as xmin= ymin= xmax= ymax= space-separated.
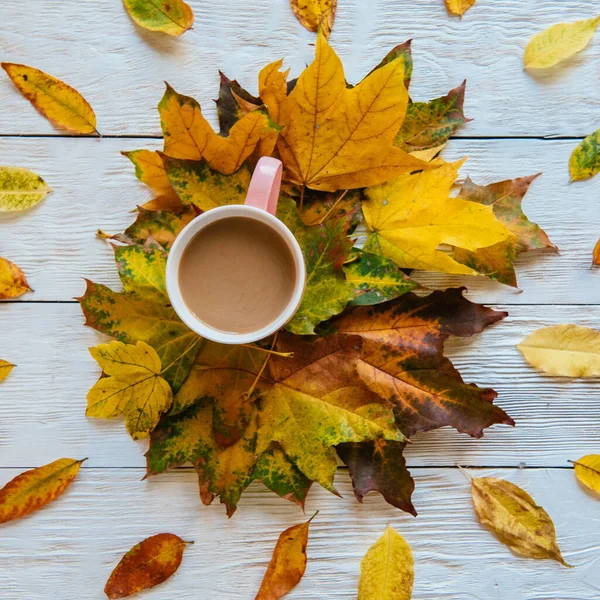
xmin=1 ymin=1 xmax=600 ymax=598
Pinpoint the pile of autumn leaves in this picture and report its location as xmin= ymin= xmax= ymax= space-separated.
xmin=70 ymin=33 xmax=562 ymax=519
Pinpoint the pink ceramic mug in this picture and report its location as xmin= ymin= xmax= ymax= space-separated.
xmin=166 ymin=157 xmax=306 ymax=344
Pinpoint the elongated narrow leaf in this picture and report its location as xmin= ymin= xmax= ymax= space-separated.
xmin=569 ymin=129 xmax=600 ymax=181
xmin=470 ymin=475 xmax=571 ymax=566
xmin=524 ymin=16 xmax=600 ymax=69
xmin=2 ymin=63 xmax=97 ymax=134
xmin=122 ymin=0 xmax=194 ymax=36
xmin=518 ymin=324 xmax=600 ymax=377
xmin=255 ymin=514 xmax=315 ymax=600
xmin=0 ymin=359 xmax=15 ymax=383
xmin=105 ymin=533 xmax=192 ymax=598
xmin=0 ymin=458 xmax=85 ymax=524
xmin=570 ymin=455 xmax=600 ymax=495
xmin=0 ymin=257 xmax=31 ymax=299
xmin=0 ymin=166 xmax=52 ymax=211
xmin=358 ymin=525 xmax=414 ymax=600
xmin=445 ymin=0 xmax=476 ymax=17
xmin=290 ymin=0 xmax=337 ymax=37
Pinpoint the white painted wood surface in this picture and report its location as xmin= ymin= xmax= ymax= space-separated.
xmin=1 ymin=0 xmax=600 ymax=598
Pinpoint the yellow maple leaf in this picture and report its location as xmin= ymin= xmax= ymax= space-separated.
xmin=270 ymin=34 xmax=428 ymax=192
xmin=87 ymin=340 xmax=172 ymax=440
xmin=159 ymin=83 xmax=276 ymax=174
xmin=362 ymin=159 xmax=514 ymax=275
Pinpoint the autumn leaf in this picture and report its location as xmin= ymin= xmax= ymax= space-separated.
xmin=570 ymin=455 xmax=600 ymax=495
xmin=217 ymin=71 xmax=262 ymax=136
xmin=87 ymin=340 xmax=173 ymax=440
xmin=333 ymin=288 xmax=513 ymax=437
xmin=290 ymin=0 xmax=337 ymax=37
xmin=366 ymin=40 xmax=413 ymax=91
xmin=524 ymin=15 xmax=600 ymax=69
xmin=0 ymin=359 xmax=15 ymax=383
xmin=161 ymin=154 xmax=250 ymax=211
xmin=140 ymin=193 xmax=185 ymax=212
xmin=0 ymin=256 xmax=32 ymax=299
xmin=344 ymin=251 xmax=418 ymax=306
xmin=159 ymin=83 xmax=277 ymax=173
xmin=569 ymin=128 xmax=600 ymax=181
xmin=445 ymin=0 xmax=476 ymax=17
xmin=358 ymin=525 xmax=414 ymax=600
xmin=257 ymin=333 xmax=404 ymax=492
xmin=469 ymin=474 xmax=572 ymax=567
xmin=279 ymin=198 xmax=355 ymax=334
xmin=363 ymin=159 xmax=514 ymax=275
xmin=593 ymin=238 xmax=600 ymax=267
xmin=255 ymin=513 xmax=316 ymax=600
xmin=409 ymin=143 xmax=446 ymax=163
xmin=453 ymin=173 xmax=556 ymax=287
xmin=0 ymin=166 xmax=52 ymax=211
xmin=271 ymin=34 xmax=429 ymax=192
xmin=0 ymin=458 xmax=85 ymax=524
xmin=337 ymin=440 xmax=416 ymax=515
xmin=122 ymin=0 xmax=194 ymax=36
xmin=2 ymin=63 xmax=97 ymax=134
xmin=395 ymin=81 xmax=470 ymax=151
xmin=105 ymin=533 xmax=192 ymax=599
xmin=297 ymin=187 xmax=362 ymax=227
xmin=518 ymin=324 xmax=600 ymax=377
xmin=122 ymin=150 xmax=173 ymax=194
xmin=102 ymin=206 xmax=196 ymax=249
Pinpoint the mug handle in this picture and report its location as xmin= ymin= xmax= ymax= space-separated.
xmin=244 ymin=157 xmax=283 ymax=216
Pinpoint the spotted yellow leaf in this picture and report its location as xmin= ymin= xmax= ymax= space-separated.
xmin=87 ymin=340 xmax=172 ymax=440
xmin=570 ymin=455 xmax=600 ymax=495
xmin=2 ymin=63 xmax=97 ymax=134
xmin=524 ymin=15 xmax=600 ymax=69
xmin=0 ymin=166 xmax=52 ymax=211
xmin=569 ymin=128 xmax=600 ymax=181
xmin=290 ymin=0 xmax=337 ymax=37
xmin=518 ymin=324 xmax=600 ymax=377
xmin=122 ymin=0 xmax=194 ymax=36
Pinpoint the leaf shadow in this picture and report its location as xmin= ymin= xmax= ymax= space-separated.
xmin=524 ymin=51 xmax=594 ymax=85
xmin=126 ymin=21 xmax=190 ymax=57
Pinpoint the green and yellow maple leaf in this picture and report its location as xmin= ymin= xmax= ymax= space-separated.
xmin=87 ymin=340 xmax=172 ymax=439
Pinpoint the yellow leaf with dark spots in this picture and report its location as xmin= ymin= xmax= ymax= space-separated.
xmin=0 ymin=256 xmax=32 ymax=299
xmin=159 ymin=83 xmax=277 ymax=174
xmin=255 ymin=513 xmax=316 ymax=600
xmin=290 ymin=0 xmax=337 ymax=37
xmin=272 ymin=34 xmax=429 ymax=192
xmin=2 ymin=63 xmax=97 ymax=134
xmin=122 ymin=0 xmax=194 ymax=36
xmin=358 ymin=525 xmax=414 ymax=600
xmin=571 ymin=455 xmax=600 ymax=495
xmin=87 ymin=340 xmax=173 ymax=440
xmin=470 ymin=475 xmax=572 ymax=567
xmin=524 ymin=16 xmax=600 ymax=69
xmin=569 ymin=128 xmax=600 ymax=181
xmin=105 ymin=533 xmax=192 ymax=598
xmin=0 ymin=458 xmax=85 ymax=524
xmin=0 ymin=359 xmax=15 ymax=383
xmin=0 ymin=166 xmax=52 ymax=211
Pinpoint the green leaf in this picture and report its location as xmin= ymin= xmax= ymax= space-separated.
xmin=0 ymin=166 xmax=52 ymax=211
xmin=570 ymin=128 xmax=600 ymax=181
xmin=122 ymin=0 xmax=194 ymax=36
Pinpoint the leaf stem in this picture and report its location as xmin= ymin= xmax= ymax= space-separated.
xmin=307 ymin=510 xmax=319 ymax=523
xmin=240 ymin=343 xmax=293 ymax=358
xmin=456 ymin=464 xmax=473 ymax=481
xmin=244 ymin=331 xmax=279 ymax=400
xmin=315 ymin=189 xmax=349 ymax=225
xmin=299 ymin=185 xmax=305 ymax=212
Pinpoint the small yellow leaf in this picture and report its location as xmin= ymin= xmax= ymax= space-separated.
xmin=0 ymin=359 xmax=15 ymax=383
xmin=122 ymin=0 xmax=194 ymax=36
xmin=254 ymin=513 xmax=316 ymax=600
xmin=0 ymin=256 xmax=32 ymax=299
xmin=290 ymin=0 xmax=337 ymax=37
xmin=470 ymin=476 xmax=571 ymax=567
xmin=0 ymin=166 xmax=52 ymax=211
xmin=571 ymin=455 xmax=600 ymax=495
xmin=87 ymin=340 xmax=173 ymax=439
xmin=358 ymin=525 xmax=414 ymax=600
xmin=2 ymin=63 xmax=97 ymax=134
xmin=524 ymin=16 xmax=600 ymax=69
xmin=445 ymin=0 xmax=476 ymax=17
xmin=0 ymin=458 xmax=85 ymax=524
xmin=518 ymin=324 xmax=600 ymax=377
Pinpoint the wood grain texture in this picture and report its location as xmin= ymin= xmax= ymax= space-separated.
xmin=0 ymin=0 xmax=599 ymax=137
xmin=0 ymin=137 xmax=599 ymax=304
xmin=0 ymin=468 xmax=597 ymax=599
xmin=0 ymin=303 xmax=599 ymax=469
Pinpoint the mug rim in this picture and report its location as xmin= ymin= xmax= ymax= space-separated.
xmin=166 ymin=204 xmax=306 ymax=345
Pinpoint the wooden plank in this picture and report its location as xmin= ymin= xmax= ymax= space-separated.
xmin=0 ymin=137 xmax=598 ymax=304
xmin=0 ymin=0 xmax=599 ymax=137
xmin=0 ymin=302 xmax=599 ymax=469
xmin=0 ymin=468 xmax=596 ymax=599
